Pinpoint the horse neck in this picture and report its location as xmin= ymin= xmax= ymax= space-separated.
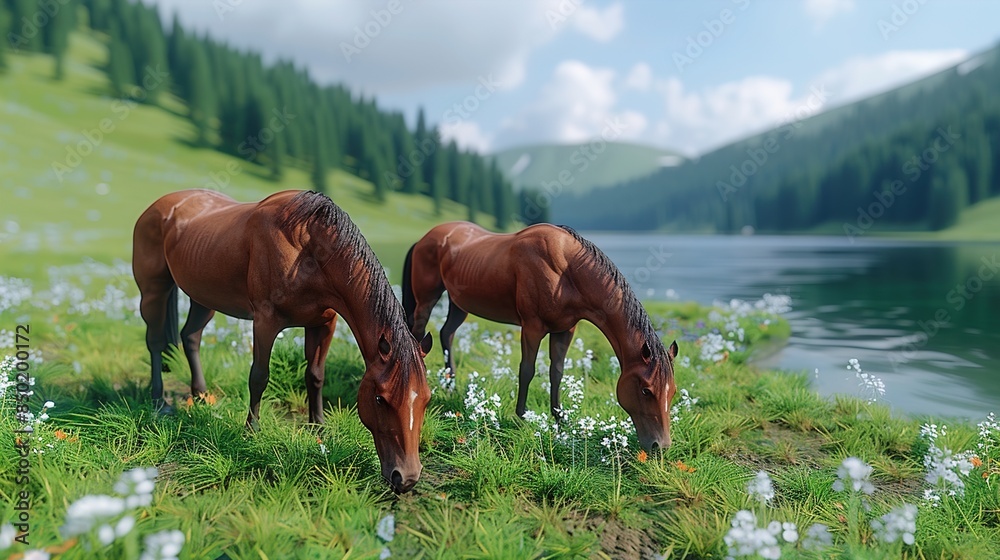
xmin=322 ymin=259 xmax=401 ymax=367
xmin=583 ymin=285 xmax=646 ymax=366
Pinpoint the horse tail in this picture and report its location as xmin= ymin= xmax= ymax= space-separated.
xmin=165 ymin=284 xmax=181 ymax=348
xmin=402 ymin=244 xmax=417 ymax=330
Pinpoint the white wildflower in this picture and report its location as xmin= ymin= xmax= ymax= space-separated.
xmin=140 ymin=529 xmax=185 ymax=560
xmin=801 ymin=523 xmax=832 ymax=551
xmin=376 ymin=514 xmax=395 ymax=542
xmin=832 ymin=457 xmax=875 ymax=495
xmin=61 ymin=495 xmax=126 ymax=537
xmin=871 ymin=503 xmax=917 ymax=545
xmin=747 ymin=471 xmax=775 ymax=504
xmin=724 ymin=510 xmax=781 ymax=559
xmin=0 ymin=523 xmax=16 ymax=549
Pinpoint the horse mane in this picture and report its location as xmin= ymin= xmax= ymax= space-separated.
xmin=280 ymin=191 xmax=417 ymax=373
xmin=557 ymin=225 xmax=668 ymax=363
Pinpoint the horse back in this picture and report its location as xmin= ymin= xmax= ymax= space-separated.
xmin=425 ymin=222 xmax=582 ymax=328
xmin=155 ymin=190 xmax=292 ymax=319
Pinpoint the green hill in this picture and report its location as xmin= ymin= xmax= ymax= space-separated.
xmin=560 ymin=42 xmax=1000 ymax=238
xmin=492 ymin=141 xmax=684 ymax=195
xmin=0 ymin=31 xmax=494 ymax=278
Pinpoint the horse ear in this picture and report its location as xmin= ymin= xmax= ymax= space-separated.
xmin=641 ymin=341 xmax=652 ymax=364
xmin=419 ymin=332 xmax=433 ymax=357
xmin=378 ymin=333 xmax=391 ymax=361
xmin=667 ymin=340 xmax=678 ymax=360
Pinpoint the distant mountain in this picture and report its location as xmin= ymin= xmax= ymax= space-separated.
xmin=493 ymin=142 xmax=685 ymax=195
xmin=560 ymin=42 xmax=1000 ymax=235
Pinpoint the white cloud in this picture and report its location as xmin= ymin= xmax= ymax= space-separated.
xmin=150 ymin=0 xmax=562 ymax=93
xmin=803 ymin=0 xmax=855 ymax=27
xmin=654 ymin=75 xmax=811 ymax=155
xmin=571 ymin=2 xmax=625 ymax=43
xmin=624 ymin=62 xmax=652 ymax=92
xmin=648 ymin=48 xmax=969 ymax=155
xmin=496 ymin=60 xmax=647 ymax=148
xmin=814 ymin=49 xmax=969 ymax=103
xmin=440 ymin=120 xmax=494 ymax=153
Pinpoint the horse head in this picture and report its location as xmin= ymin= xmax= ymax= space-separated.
xmin=617 ymin=339 xmax=678 ymax=452
xmin=357 ymin=331 xmax=433 ymax=493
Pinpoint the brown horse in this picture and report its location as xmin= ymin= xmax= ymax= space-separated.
xmin=133 ymin=189 xmax=432 ymax=493
xmin=402 ymin=222 xmax=678 ymax=451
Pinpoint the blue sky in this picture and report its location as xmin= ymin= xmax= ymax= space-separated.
xmin=154 ymin=0 xmax=1000 ymax=156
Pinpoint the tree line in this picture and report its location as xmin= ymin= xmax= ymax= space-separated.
xmin=561 ymin=45 xmax=1000 ymax=234
xmin=0 ymin=0 xmax=515 ymax=229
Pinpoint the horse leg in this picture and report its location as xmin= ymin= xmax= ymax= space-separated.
xmin=304 ymin=317 xmax=337 ymax=425
xmin=138 ymin=279 xmax=176 ymax=414
xmin=180 ymin=299 xmax=215 ymax=398
xmin=515 ymin=324 xmax=545 ymax=418
xmin=410 ymin=285 xmax=444 ymax=341
xmin=439 ymin=300 xmax=468 ymax=375
xmin=246 ymin=320 xmax=280 ymax=431
xmin=547 ymin=324 xmax=577 ymax=421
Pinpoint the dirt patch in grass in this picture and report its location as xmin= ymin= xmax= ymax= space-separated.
xmin=563 ymin=511 xmax=661 ymax=560
xmin=720 ymin=422 xmax=829 ymax=471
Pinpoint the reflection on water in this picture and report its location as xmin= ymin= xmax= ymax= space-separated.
xmin=588 ymin=234 xmax=1000 ymax=420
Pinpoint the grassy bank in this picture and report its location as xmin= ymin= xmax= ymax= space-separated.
xmin=2 ymin=263 xmax=999 ymax=559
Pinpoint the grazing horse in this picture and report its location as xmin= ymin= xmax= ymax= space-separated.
xmin=133 ymin=189 xmax=432 ymax=493
xmin=402 ymin=222 xmax=678 ymax=452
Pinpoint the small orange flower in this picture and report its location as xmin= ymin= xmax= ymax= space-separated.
xmin=199 ymin=392 xmax=218 ymax=405
xmin=316 ymin=437 xmax=324 ymax=445
xmin=637 ymin=450 xmax=648 ymax=463
xmin=54 ymin=429 xmax=68 ymax=440
xmin=674 ymin=460 xmax=695 ymax=473
xmin=457 ymin=436 xmax=467 ymax=444
xmin=984 ymin=471 xmax=991 ymax=480
xmin=183 ymin=396 xmax=194 ymax=408
xmin=971 ymin=456 xmax=983 ymax=468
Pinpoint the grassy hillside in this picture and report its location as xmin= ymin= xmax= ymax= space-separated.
xmin=0 ymin=31 xmax=494 ymax=278
xmin=492 ymin=141 xmax=685 ymax=195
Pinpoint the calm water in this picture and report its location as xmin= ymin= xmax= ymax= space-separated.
xmin=587 ymin=234 xmax=1000 ymax=420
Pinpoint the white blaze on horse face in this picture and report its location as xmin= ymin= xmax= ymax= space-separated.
xmin=409 ymin=390 xmax=417 ymax=430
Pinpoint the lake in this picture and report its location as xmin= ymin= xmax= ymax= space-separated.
xmin=587 ymin=234 xmax=1000 ymax=420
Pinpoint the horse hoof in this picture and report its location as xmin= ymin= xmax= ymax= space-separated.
xmin=156 ymin=404 xmax=175 ymax=416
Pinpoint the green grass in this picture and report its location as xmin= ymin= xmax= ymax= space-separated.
xmin=3 ymin=263 xmax=999 ymax=559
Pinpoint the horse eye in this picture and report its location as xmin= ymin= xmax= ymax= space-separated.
xmin=375 ymin=395 xmax=386 ymax=405
xmin=641 ymin=388 xmax=653 ymax=397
